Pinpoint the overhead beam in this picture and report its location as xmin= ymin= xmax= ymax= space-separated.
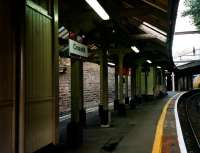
xmin=131 ymin=34 xmax=157 ymax=40
xmin=142 ymin=0 xmax=167 ymax=13
xmin=174 ymin=60 xmax=200 ymax=63
xmin=177 ymin=61 xmax=200 ymax=70
xmin=114 ymin=18 xmax=166 ymax=47
xmin=120 ymin=7 xmax=150 ymax=17
xmin=138 ymin=24 xmax=166 ymax=42
xmin=128 ymin=18 xmax=167 ymax=43
xmin=130 ymin=34 xmax=165 ymax=46
xmin=120 ymin=6 xmax=167 ymax=20
xmin=138 ymin=16 xmax=168 ymax=32
xmin=175 ymin=31 xmax=200 ymax=35
xmin=150 ymin=38 xmax=166 ymax=47
xmin=123 ymin=0 xmax=167 ymax=19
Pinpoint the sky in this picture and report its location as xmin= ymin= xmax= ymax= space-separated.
xmin=172 ymin=0 xmax=200 ymax=65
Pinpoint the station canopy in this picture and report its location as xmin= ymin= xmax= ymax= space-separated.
xmin=58 ymin=0 xmax=179 ymax=70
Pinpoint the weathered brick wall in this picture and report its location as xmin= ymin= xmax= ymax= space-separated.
xmin=59 ymin=58 xmax=71 ymax=115
xmin=83 ymin=62 xmax=100 ymax=108
xmin=108 ymin=67 xmax=115 ymax=103
xmin=59 ymin=58 xmax=115 ymax=115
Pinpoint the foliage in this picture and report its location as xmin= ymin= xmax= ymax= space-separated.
xmin=182 ymin=0 xmax=200 ymax=30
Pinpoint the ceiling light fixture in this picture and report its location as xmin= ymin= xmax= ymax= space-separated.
xmin=85 ymin=0 xmax=110 ymax=20
xmin=146 ymin=60 xmax=152 ymax=64
xmin=108 ymin=62 xmax=115 ymax=66
xmin=157 ymin=66 xmax=161 ymax=69
xmin=131 ymin=46 xmax=140 ymax=53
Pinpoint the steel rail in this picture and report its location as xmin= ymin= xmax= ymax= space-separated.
xmin=185 ymin=94 xmax=200 ymax=151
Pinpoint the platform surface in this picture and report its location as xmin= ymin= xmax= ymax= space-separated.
xmin=59 ymin=92 xmax=177 ymax=153
xmin=162 ymin=93 xmax=181 ymax=153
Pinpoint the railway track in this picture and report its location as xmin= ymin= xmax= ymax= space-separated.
xmin=178 ymin=92 xmax=200 ymax=153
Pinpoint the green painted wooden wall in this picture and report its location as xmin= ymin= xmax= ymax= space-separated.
xmin=0 ymin=1 xmax=16 ymax=153
xmin=25 ymin=5 xmax=54 ymax=153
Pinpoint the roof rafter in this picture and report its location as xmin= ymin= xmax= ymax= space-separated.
xmin=122 ymin=0 xmax=167 ymax=19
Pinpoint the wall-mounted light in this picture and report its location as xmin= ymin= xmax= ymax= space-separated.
xmin=131 ymin=46 xmax=140 ymax=53
xmin=146 ymin=60 xmax=152 ymax=64
xmin=157 ymin=66 xmax=161 ymax=69
xmin=85 ymin=0 xmax=110 ymax=20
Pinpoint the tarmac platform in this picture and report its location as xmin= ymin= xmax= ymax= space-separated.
xmin=58 ymin=92 xmax=178 ymax=153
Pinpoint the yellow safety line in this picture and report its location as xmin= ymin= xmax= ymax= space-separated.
xmin=151 ymin=94 xmax=179 ymax=153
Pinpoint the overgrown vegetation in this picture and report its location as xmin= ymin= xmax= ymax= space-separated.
xmin=182 ymin=0 xmax=200 ymax=30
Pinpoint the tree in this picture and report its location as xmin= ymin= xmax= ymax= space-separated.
xmin=182 ymin=0 xmax=200 ymax=30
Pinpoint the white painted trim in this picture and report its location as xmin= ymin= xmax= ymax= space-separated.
xmin=59 ymin=103 xmax=113 ymax=122
xmin=174 ymin=92 xmax=188 ymax=153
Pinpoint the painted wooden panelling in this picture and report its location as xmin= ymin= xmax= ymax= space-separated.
xmin=0 ymin=105 xmax=14 ymax=153
xmin=25 ymin=6 xmax=53 ymax=153
xmin=0 ymin=1 xmax=16 ymax=153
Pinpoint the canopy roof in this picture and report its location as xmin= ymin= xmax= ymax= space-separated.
xmin=59 ymin=0 xmax=179 ymax=70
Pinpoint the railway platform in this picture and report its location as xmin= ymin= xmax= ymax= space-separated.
xmin=53 ymin=92 xmax=178 ymax=153
xmin=153 ymin=92 xmax=181 ymax=153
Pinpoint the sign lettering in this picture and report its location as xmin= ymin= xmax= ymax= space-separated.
xmin=69 ymin=39 xmax=88 ymax=57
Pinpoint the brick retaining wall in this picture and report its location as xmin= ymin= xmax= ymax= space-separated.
xmin=59 ymin=58 xmax=115 ymax=115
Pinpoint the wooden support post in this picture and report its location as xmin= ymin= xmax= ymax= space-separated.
xmin=130 ymin=68 xmax=136 ymax=109
xmin=125 ymin=75 xmax=129 ymax=104
xmin=79 ymin=62 xmax=86 ymax=126
xmin=114 ymin=65 xmax=119 ymax=110
xmin=67 ymin=59 xmax=83 ymax=147
xmin=99 ymin=49 xmax=109 ymax=126
xmin=118 ymin=54 xmax=126 ymax=115
xmin=136 ymin=64 xmax=142 ymax=103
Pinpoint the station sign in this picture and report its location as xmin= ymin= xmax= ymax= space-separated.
xmin=69 ymin=39 xmax=88 ymax=57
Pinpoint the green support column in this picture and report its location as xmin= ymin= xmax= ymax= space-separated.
xmin=125 ymin=75 xmax=129 ymax=104
xmin=184 ymin=76 xmax=187 ymax=90
xmin=145 ymin=71 xmax=148 ymax=96
xmin=160 ymin=70 xmax=166 ymax=95
xmin=130 ymin=68 xmax=136 ymax=109
xmin=118 ymin=54 xmax=126 ymax=115
xmin=138 ymin=65 xmax=142 ymax=97
xmin=178 ymin=78 xmax=181 ymax=91
xmin=99 ymin=50 xmax=109 ymax=126
xmin=186 ymin=76 xmax=189 ymax=90
xmin=191 ymin=76 xmax=193 ymax=89
xmin=187 ymin=76 xmax=191 ymax=90
xmin=114 ymin=65 xmax=119 ymax=110
xmin=160 ymin=70 xmax=164 ymax=86
xmin=67 ymin=59 xmax=83 ymax=147
xmin=190 ymin=75 xmax=193 ymax=90
xmin=146 ymin=67 xmax=154 ymax=97
xmin=171 ymin=72 xmax=175 ymax=92
xmin=183 ymin=77 xmax=185 ymax=91
xmin=183 ymin=77 xmax=185 ymax=90
xmin=153 ymin=66 xmax=158 ymax=96
xmin=155 ymin=69 xmax=161 ymax=96
xmin=71 ymin=59 xmax=81 ymax=122
xmin=131 ymin=68 xmax=135 ymax=99
xmin=136 ymin=64 xmax=142 ymax=103
xmin=180 ymin=77 xmax=184 ymax=91
xmin=79 ymin=62 xmax=86 ymax=126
